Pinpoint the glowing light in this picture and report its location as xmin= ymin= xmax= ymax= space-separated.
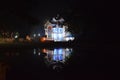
xmin=65 ymin=37 xmax=75 ymax=41
xmin=58 ymin=33 xmax=62 ymax=40
xmin=42 ymin=48 xmax=47 ymax=53
xmin=58 ymin=28 xmax=63 ymax=33
xmin=65 ymin=37 xmax=69 ymax=41
xmin=14 ymin=35 xmax=18 ymax=38
xmin=38 ymin=33 xmax=40 ymax=36
xmin=66 ymin=48 xmax=69 ymax=51
xmin=26 ymin=35 xmax=31 ymax=41
xmin=42 ymin=48 xmax=73 ymax=65
xmin=33 ymin=49 xmax=36 ymax=54
xmin=33 ymin=34 xmax=36 ymax=37
xmin=53 ymin=33 xmax=57 ymax=40
xmin=52 ymin=28 xmax=64 ymax=41
xmin=53 ymin=49 xmax=63 ymax=61
xmin=53 ymin=28 xmax=57 ymax=33
xmin=58 ymin=49 xmax=63 ymax=54
xmin=38 ymin=52 xmax=40 ymax=55
xmin=58 ymin=49 xmax=63 ymax=60
xmin=40 ymin=37 xmax=46 ymax=42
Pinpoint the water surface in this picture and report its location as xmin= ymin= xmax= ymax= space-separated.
xmin=0 ymin=45 xmax=104 ymax=80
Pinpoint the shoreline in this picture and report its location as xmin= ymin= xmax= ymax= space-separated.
xmin=0 ymin=41 xmax=76 ymax=49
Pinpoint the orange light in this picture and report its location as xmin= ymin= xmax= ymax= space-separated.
xmin=42 ymin=48 xmax=47 ymax=53
xmin=40 ymin=37 xmax=46 ymax=42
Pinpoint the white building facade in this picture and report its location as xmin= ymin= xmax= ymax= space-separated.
xmin=44 ymin=15 xmax=74 ymax=42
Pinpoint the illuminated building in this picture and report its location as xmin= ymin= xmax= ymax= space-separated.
xmin=44 ymin=14 xmax=74 ymax=42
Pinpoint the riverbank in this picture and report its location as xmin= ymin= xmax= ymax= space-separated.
xmin=0 ymin=41 xmax=76 ymax=49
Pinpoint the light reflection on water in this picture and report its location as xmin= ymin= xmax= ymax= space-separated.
xmin=0 ymin=47 xmax=73 ymax=80
xmin=0 ymin=44 xmax=103 ymax=80
xmin=33 ymin=48 xmax=73 ymax=71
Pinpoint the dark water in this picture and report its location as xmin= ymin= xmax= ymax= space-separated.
xmin=0 ymin=44 xmax=105 ymax=80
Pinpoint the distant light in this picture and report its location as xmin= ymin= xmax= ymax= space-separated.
xmin=66 ymin=48 xmax=69 ymax=51
xmin=65 ymin=37 xmax=75 ymax=41
xmin=42 ymin=48 xmax=47 ymax=53
xmin=38 ymin=33 xmax=41 ymax=36
xmin=33 ymin=49 xmax=36 ymax=54
xmin=65 ymin=37 xmax=69 ymax=41
xmin=26 ymin=35 xmax=31 ymax=41
xmin=40 ymin=37 xmax=46 ymax=42
xmin=14 ymin=35 xmax=18 ymax=38
xmin=38 ymin=52 xmax=40 ymax=55
xmin=33 ymin=34 xmax=36 ymax=37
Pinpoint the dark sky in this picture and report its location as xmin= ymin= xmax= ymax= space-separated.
xmin=0 ymin=0 xmax=104 ymax=35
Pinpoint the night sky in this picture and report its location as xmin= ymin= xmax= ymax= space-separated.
xmin=0 ymin=0 xmax=104 ymax=37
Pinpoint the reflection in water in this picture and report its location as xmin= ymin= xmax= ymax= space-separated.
xmin=0 ymin=63 xmax=9 ymax=80
xmin=33 ymin=48 xmax=73 ymax=72
xmin=0 ymin=48 xmax=73 ymax=80
xmin=0 ymin=51 xmax=19 ymax=80
xmin=33 ymin=48 xmax=36 ymax=54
